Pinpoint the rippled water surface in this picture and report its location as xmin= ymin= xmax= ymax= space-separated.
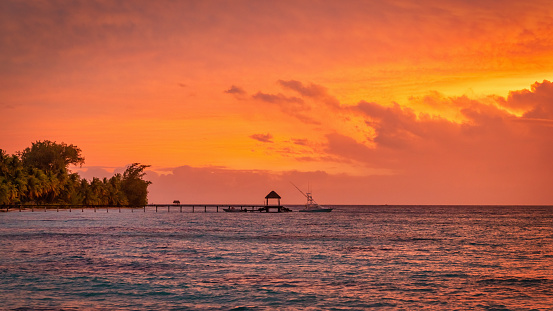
xmin=1 ymin=206 xmax=553 ymax=310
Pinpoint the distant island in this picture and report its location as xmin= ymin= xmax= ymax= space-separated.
xmin=0 ymin=140 xmax=150 ymax=206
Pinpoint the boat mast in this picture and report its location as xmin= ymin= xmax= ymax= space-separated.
xmin=290 ymin=182 xmax=318 ymax=206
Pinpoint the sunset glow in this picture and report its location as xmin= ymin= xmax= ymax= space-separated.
xmin=2 ymin=0 xmax=552 ymax=204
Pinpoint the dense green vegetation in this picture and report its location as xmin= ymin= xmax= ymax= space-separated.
xmin=0 ymin=141 xmax=151 ymax=206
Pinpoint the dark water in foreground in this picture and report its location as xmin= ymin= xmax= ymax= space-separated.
xmin=1 ymin=206 xmax=552 ymax=310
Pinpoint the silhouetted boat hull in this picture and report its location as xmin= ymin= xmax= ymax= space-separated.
xmin=299 ymin=204 xmax=333 ymax=212
xmin=299 ymin=208 xmax=333 ymax=212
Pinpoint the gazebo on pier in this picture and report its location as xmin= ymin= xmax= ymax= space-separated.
xmin=261 ymin=191 xmax=289 ymax=212
xmin=265 ymin=191 xmax=281 ymax=206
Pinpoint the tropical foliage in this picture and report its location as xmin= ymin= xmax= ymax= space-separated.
xmin=0 ymin=141 xmax=151 ymax=206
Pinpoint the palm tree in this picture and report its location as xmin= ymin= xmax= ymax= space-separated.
xmin=59 ymin=173 xmax=82 ymax=204
xmin=90 ymin=177 xmax=106 ymax=205
xmin=107 ymin=174 xmax=128 ymax=206
xmin=42 ymin=170 xmax=61 ymax=203
xmin=0 ymin=181 xmax=18 ymax=205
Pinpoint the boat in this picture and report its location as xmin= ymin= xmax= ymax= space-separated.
xmin=291 ymin=182 xmax=332 ymax=212
xmin=222 ymin=206 xmax=247 ymax=212
xmin=299 ymin=193 xmax=333 ymax=212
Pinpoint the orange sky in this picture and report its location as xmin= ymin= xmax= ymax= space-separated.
xmin=1 ymin=0 xmax=552 ymax=204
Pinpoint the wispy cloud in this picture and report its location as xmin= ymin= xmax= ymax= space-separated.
xmin=252 ymin=91 xmax=320 ymax=124
xmin=291 ymin=138 xmax=309 ymax=146
xmin=252 ymin=92 xmax=303 ymax=105
xmin=278 ymin=80 xmax=340 ymax=108
xmin=250 ymin=133 xmax=273 ymax=143
xmin=224 ymin=85 xmax=246 ymax=96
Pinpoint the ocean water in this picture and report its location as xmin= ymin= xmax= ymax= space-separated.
xmin=1 ymin=205 xmax=552 ymax=310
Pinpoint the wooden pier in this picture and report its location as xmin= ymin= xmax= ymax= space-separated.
xmin=145 ymin=204 xmax=290 ymax=213
xmin=0 ymin=203 xmax=291 ymax=213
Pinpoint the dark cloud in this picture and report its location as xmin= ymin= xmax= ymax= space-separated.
xmin=252 ymin=92 xmax=303 ymax=104
xmin=250 ymin=133 xmax=273 ymax=143
xmin=224 ymin=85 xmax=246 ymax=95
xmin=291 ymin=138 xmax=309 ymax=146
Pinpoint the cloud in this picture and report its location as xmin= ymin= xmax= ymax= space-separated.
xmin=138 ymin=79 xmax=553 ymax=205
xmin=278 ymin=80 xmax=326 ymax=98
xmin=355 ymin=101 xmax=420 ymax=149
xmin=500 ymin=80 xmax=553 ymax=119
xmin=145 ymin=165 xmax=394 ymax=205
xmin=318 ymin=81 xmax=553 ymax=204
xmin=224 ymin=85 xmax=246 ymax=95
xmin=247 ymin=79 xmax=552 ymax=198
xmin=252 ymin=91 xmax=320 ymax=124
xmin=146 ymin=165 xmax=293 ymax=204
xmin=72 ymin=166 xmax=118 ymax=181
xmin=278 ymin=79 xmax=340 ymax=108
xmin=291 ymin=138 xmax=309 ymax=146
xmin=144 ymin=157 xmax=552 ymax=205
xmin=250 ymin=133 xmax=273 ymax=143
xmin=252 ymin=92 xmax=303 ymax=105
xmin=325 ymin=132 xmax=376 ymax=163
xmin=251 ymin=80 xmax=343 ymax=124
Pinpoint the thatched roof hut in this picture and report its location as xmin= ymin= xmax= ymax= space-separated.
xmin=265 ymin=191 xmax=281 ymax=206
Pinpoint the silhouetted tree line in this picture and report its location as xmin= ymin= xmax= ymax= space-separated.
xmin=0 ymin=140 xmax=151 ymax=206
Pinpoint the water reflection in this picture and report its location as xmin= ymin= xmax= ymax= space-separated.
xmin=0 ymin=206 xmax=552 ymax=309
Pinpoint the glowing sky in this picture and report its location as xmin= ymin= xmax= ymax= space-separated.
xmin=1 ymin=0 xmax=552 ymax=204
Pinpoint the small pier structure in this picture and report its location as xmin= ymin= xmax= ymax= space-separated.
xmin=257 ymin=190 xmax=289 ymax=212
